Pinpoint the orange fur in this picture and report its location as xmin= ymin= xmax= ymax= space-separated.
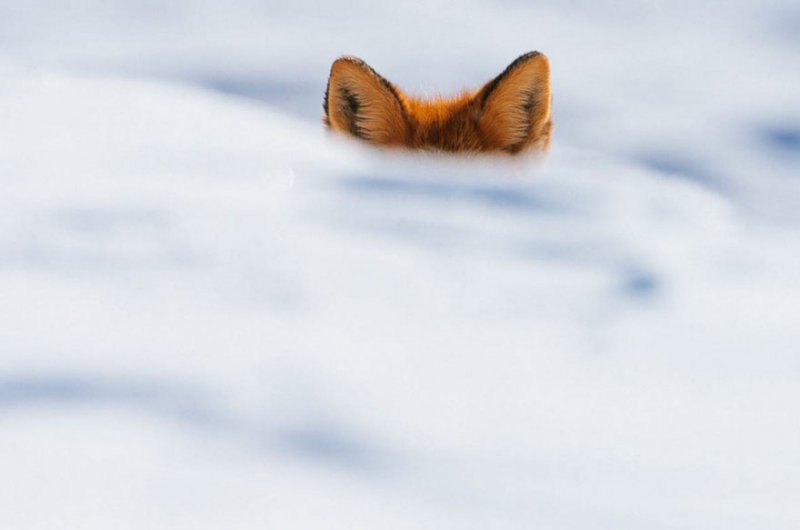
xmin=324 ymin=52 xmax=552 ymax=154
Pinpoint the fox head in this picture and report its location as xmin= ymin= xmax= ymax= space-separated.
xmin=323 ymin=52 xmax=552 ymax=154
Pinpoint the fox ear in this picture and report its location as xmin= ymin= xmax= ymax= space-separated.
xmin=476 ymin=52 xmax=552 ymax=153
xmin=324 ymin=56 xmax=410 ymax=146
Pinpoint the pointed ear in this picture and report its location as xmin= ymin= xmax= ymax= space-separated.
xmin=323 ymin=56 xmax=410 ymax=146
xmin=476 ymin=52 xmax=552 ymax=153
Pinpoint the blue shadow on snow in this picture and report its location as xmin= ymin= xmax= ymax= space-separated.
xmin=0 ymin=374 xmax=390 ymax=473
xmin=759 ymin=125 xmax=800 ymax=156
xmin=637 ymin=152 xmax=723 ymax=191
xmin=342 ymin=176 xmax=562 ymax=214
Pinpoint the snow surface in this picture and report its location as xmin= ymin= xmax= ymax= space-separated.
xmin=1 ymin=1 xmax=800 ymax=528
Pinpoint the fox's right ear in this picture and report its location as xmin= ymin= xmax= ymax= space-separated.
xmin=324 ymin=56 xmax=410 ymax=146
xmin=476 ymin=52 xmax=552 ymax=153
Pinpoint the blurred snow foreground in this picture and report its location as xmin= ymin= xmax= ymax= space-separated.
xmin=1 ymin=1 xmax=800 ymax=529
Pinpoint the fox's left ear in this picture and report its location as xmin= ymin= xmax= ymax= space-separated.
xmin=476 ymin=52 xmax=552 ymax=153
xmin=324 ymin=56 xmax=410 ymax=146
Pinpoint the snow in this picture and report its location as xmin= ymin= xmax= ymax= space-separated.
xmin=1 ymin=1 xmax=800 ymax=528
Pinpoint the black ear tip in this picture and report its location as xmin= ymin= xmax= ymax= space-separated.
xmin=330 ymin=55 xmax=372 ymax=75
xmin=509 ymin=51 xmax=548 ymax=69
xmin=334 ymin=55 xmax=367 ymax=66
